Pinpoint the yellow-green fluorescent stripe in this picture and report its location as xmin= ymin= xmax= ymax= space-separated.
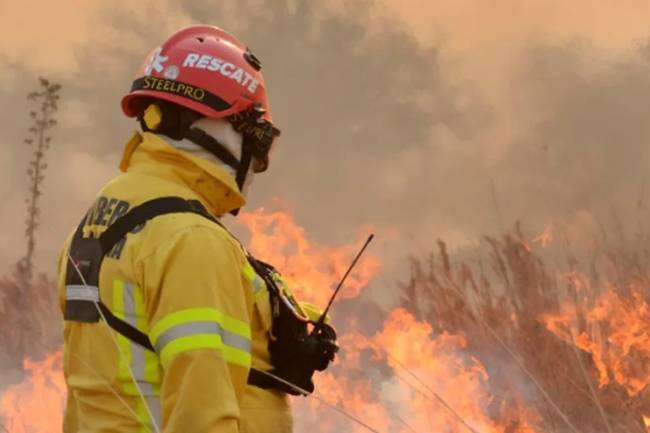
xmin=241 ymin=263 xmax=256 ymax=281
xmin=133 ymin=286 xmax=161 ymax=385
xmin=158 ymin=334 xmax=251 ymax=368
xmin=150 ymin=308 xmax=250 ymax=343
xmin=241 ymin=262 xmax=267 ymax=298
xmin=112 ymin=279 xmax=132 ymax=385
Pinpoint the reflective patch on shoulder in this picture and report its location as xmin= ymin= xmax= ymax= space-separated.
xmin=241 ymin=263 xmax=267 ymax=297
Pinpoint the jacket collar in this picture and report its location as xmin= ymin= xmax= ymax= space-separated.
xmin=119 ymin=131 xmax=245 ymax=216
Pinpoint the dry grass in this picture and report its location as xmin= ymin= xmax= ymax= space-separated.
xmin=0 ymin=267 xmax=60 ymax=371
xmin=400 ymin=221 xmax=650 ymax=433
xmin=1 ymin=218 xmax=650 ymax=433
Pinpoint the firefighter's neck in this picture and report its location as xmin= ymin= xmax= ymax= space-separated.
xmin=162 ymin=118 xmax=254 ymax=196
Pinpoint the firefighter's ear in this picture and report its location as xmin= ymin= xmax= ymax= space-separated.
xmin=143 ymin=103 xmax=163 ymax=131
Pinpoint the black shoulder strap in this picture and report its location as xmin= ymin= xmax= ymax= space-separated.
xmin=98 ymin=198 xmax=219 ymax=351
xmin=98 ymin=303 xmax=156 ymax=351
xmin=73 ymin=196 xmax=273 ymax=389
xmin=99 ymin=197 xmax=218 ymax=254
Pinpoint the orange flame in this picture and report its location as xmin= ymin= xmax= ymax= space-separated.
xmin=0 ymin=352 xmax=65 ymax=433
xmin=237 ymin=206 xmax=380 ymax=306
xmin=532 ymin=222 xmax=554 ymax=248
xmin=540 ymin=283 xmax=650 ymax=397
xmin=295 ymin=309 xmax=540 ymax=433
xmin=0 ymin=207 xmax=381 ymax=432
xmin=1 ymin=207 xmax=544 ymax=433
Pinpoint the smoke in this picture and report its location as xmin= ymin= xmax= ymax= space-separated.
xmin=499 ymin=42 xmax=650 ymax=218
xmin=4 ymin=4 xmax=650 ymax=430
xmin=1 ymin=0 xmax=650 ymax=280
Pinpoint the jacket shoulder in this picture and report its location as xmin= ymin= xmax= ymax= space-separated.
xmin=137 ymin=211 xmax=243 ymax=259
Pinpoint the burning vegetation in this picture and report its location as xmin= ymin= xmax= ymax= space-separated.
xmin=0 ymin=79 xmax=647 ymax=429
xmin=1 ymin=208 xmax=649 ymax=433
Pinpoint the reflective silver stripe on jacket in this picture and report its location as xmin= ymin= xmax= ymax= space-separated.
xmin=251 ymin=274 xmax=266 ymax=296
xmin=65 ymin=284 xmax=99 ymax=302
xmin=121 ymin=282 xmax=161 ymax=428
xmin=154 ymin=321 xmax=252 ymax=354
xmin=241 ymin=262 xmax=266 ymax=297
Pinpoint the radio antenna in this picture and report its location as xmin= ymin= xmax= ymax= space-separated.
xmin=317 ymin=234 xmax=374 ymax=325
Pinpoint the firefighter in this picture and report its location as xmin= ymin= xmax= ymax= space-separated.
xmin=57 ymin=25 xmax=337 ymax=433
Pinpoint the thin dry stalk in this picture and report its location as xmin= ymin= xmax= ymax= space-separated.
xmin=568 ymin=329 xmax=614 ymax=433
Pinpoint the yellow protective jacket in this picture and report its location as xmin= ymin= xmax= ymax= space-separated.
xmin=57 ymin=132 xmax=292 ymax=433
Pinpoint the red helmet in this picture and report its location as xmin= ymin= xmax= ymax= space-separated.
xmin=122 ymin=25 xmax=273 ymax=123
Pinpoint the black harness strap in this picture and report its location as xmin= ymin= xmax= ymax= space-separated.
xmin=247 ymin=368 xmax=281 ymax=390
xmin=94 ymin=198 xmax=217 ymax=352
xmin=98 ymin=303 xmax=155 ymax=351
xmin=67 ymin=197 xmax=273 ymax=388
xmin=99 ymin=197 xmax=215 ymax=254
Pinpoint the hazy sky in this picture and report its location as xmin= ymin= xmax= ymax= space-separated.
xmin=2 ymin=0 xmax=650 ymax=278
